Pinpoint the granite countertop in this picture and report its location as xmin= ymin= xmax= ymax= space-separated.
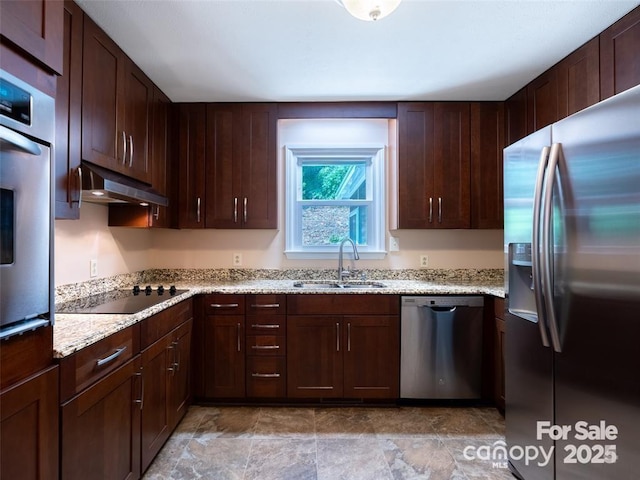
xmin=53 ymin=269 xmax=505 ymax=359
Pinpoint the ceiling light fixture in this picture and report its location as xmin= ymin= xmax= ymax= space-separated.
xmin=337 ymin=0 xmax=402 ymax=22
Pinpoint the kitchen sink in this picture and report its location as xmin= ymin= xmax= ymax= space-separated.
xmin=292 ymin=281 xmax=387 ymax=289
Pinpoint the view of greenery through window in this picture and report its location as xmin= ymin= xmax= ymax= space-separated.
xmin=301 ymin=163 xmax=366 ymax=246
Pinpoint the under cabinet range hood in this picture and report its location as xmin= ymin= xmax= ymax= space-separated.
xmin=81 ymin=161 xmax=168 ymax=207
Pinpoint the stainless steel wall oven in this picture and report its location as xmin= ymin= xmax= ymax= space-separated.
xmin=0 ymin=68 xmax=55 ymax=339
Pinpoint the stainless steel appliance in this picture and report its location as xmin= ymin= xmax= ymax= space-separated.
xmin=400 ymin=296 xmax=484 ymax=399
xmin=0 ymin=69 xmax=55 ymax=339
xmin=56 ymin=285 xmax=188 ymax=314
xmin=504 ymin=84 xmax=640 ymax=479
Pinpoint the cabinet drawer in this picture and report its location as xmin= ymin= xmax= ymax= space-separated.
xmin=203 ymin=294 xmax=245 ymax=315
xmin=246 ymin=315 xmax=286 ymax=335
xmin=246 ymin=357 xmax=286 ymax=398
xmin=59 ymin=325 xmax=139 ymax=403
xmin=246 ymin=295 xmax=286 ymax=315
xmin=287 ymin=294 xmax=400 ymax=315
xmin=247 ymin=335 xmax=286 ymax=356
xmin=141 ymin=299 xmax=193 ymax=348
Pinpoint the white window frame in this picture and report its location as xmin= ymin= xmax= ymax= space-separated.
xmin=284 ymin=145 xmax=386 ymax=260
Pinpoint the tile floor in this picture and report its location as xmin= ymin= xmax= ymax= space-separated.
xmin=143 ymin=405 xmax=513 ymax=480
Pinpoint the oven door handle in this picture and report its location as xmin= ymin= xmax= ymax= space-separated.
xmin=0 ymin=125 xmax=42 ymax=156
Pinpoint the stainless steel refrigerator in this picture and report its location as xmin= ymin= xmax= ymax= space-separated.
xmin=503 ymin=84 xmax=640 ymax=480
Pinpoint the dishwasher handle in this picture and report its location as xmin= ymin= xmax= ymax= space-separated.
xmin=423 ymin=305 xmax=457 ymax=313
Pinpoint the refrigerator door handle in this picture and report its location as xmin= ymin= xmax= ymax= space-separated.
xmin=532 ymin=146 xmax=551 ymax=348
xmin=541 ymin=143 xmax=563 ymax=353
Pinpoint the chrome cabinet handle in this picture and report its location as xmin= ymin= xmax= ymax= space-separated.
xmin=251 ymin=373 xmax=281 ymax=378
xmin=134 ymin=371 xmax=144 ymax=410
xmin=237 ymin=323 xmax=241 ymax=352
xmin=128 ymin=135 xmax=134 ymax=167
xmin=251 ymin=324 xmax=280 ymax=329
xmin=96 ymin=346 xmax=127 ymax=367
xmin=121 ymin=131 xmax=127 ymax=164
xmin=76 ymin=166 xmax=83 ymax=209
xmin=250 ymin=304 xmax=280 ymax=309
xmin=347 ymin=322 xmax=351 ymax=352
xmin=196 ymin=197 xmax=201 ymax=223
xmin=251 ymin=345 xmax=280 ymax=350
xmin=336 ymin=322 xmax=340 ymax=352
xmin=153 ymin=205 xmax=160 ymax=220
xmin=429 ymin=197 xmax=433 ymax=223
xmin=210 ymin=303 xmax=240 ymax=308
xmin=243 ymin=197 xmax=248 ymax=223
xmin=438 ymin=197 xmax=442 ymax=223
xmin=167 ymin=344 xmax=176 ymax=374
xmin=234 ymin=197 xmax=238 ymax=223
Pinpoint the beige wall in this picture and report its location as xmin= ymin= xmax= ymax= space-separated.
xmin=54 ymin=119 xmax=504 ymax=286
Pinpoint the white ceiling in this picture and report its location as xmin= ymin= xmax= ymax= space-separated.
xmin=76 ymin=0 xmax=639 ymax=102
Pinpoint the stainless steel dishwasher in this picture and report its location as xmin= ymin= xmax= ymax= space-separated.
xmin=400 ymin=296 xmax=484 ymax=399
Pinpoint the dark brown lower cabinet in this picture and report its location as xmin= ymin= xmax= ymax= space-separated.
xmin=287 ymin=315 xmax=343 ymax=398
xmin=0 ymin=365 xmax=59 ymax=480
xmin=141 ymin=317 xmax=192 ymax=473
xmin=286 ymin=295 xmax=400 ymax=401
xmin=61 ymin=358 xmax=141 ymax=480
xmin=494 ymin=298 xmax=506 ymax=411
xmin=203 ymin=315 xmax=246 ymax=398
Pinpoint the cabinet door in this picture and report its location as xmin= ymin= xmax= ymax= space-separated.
xmin=287 ymin=316 xmax=343 ymax=398
xmin=557 ymin=37 xmax=600 ymax=118
xmin=0 ymin=0 xmax=63 ymax=74
xmin=241 ymin=103 xmax=278 ymax=228
xmin=122 ymin=61 xmax=153 ymax=183
xmin=168 ymin=319 xmax=192 ymax=430
xmin=433 ymin=102 xmax=470 ymax=228
xmin=81 ymin=15 xmax=123 ymax=171
xmin=177 ymin=104 xmax=206 ymax=228
xmin=149 ymin=88 xmax=172 ymax=227
xmin=343 ymin=316 xmax=399 ymax=399
xmin=505 ymin=87 xmax=529 ymax=146
xmin=470 ymin=102 xmax=504 ymax=229
xmin=204 ymin=315 xmax=246 ymax=398
xmin=397 ymin=102 xmax=435 ymax=228
xmin=205 ymin=103 xmax=243 ymax=228
xmin=527 ymin=68 xmax=559 ymax=133
xmin=495 ymin=317 xmax=506 ymax=411
xmin=140 ymin=335 xmax=171 ymax=472
xmin=600 ymin=6 xmax=640 ymax=99
xmin=61 ymin=358 xmax=141 ymax=480
xmin=1 ymin=366 xmax=58 ymax=480
xmin=55 ymin=0 xmax=83 ymax=220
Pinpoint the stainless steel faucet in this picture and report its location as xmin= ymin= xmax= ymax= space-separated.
xmin=338 ymin=238 xmax=360 ymax=281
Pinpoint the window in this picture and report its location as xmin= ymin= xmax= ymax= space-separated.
xmin=285 ymin=146 xmax=386 ymax=259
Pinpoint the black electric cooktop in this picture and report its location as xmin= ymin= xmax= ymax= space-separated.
xmin=56 ymin=285 xmax=188 ymax=314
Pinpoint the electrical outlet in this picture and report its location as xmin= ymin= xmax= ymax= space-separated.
xmin=389 ymin=236 xmax=400 ymax=252
xmin=419 ymin=255 xmax=429 ymax=268
xmin=90 ymin=259 xmax=98 ymax=278
xmin=232 ymin=253 xmax=243 ymax=267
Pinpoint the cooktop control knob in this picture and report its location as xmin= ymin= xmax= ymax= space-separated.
xmin=145 ymin=285 xmax=152 ymax=295
xmin=169 ymin=285 xmax=177 ymax=295
xmin=157 ymin=285 xmax=165 ymax=295
xmin=133 ymin=285 xmax=141 ymax=295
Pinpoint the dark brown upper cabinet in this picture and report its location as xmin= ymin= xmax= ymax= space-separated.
xmin=55 ymin=0 xmax=83 ymax=220
xmin=81 ymin=15 xmax=152 ymax=184
xmin=205 ymin=103 xmax=278 ymax=229
xmin=470 ymin=102 xmax=505 ymax=229
xmin=527 ymin=68 xmax=559 ymax=133
xmin=397 ymin=102 xmax=470 ymax=229
xmin=0 ymin=0 xmax=63 ymax=75
xmin=557 ymin=37 xmax=600 ymax=118
xmin=600 ymin=5 xmax=640 ymax=99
